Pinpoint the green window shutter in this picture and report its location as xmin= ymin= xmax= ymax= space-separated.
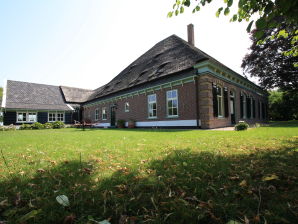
xmin=253 ymin=99 xmax=256 ymax=118
xmin=224 ymin=87 xmax=229 ymax=117
xmin=247 ymin=96 xmax=251 ymax=118
xmin=240 ymin=93 xmax=243 ymax=118
xmin=212 ymin=83 xmax=218 ymax=117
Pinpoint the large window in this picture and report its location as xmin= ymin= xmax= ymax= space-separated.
xmin=95 ymin=108 xmax=99 ymax=120
xmin=241 ymin=93 xmax=247 ymax=119
xmin=217 ymin=86 xmax=223 ymax=117
xmin=48 ymin=112 xmax=64 ymax=122
xmin=125 ymin=102 xmax=130 ymax=112
xmin=148 ymin=94 xmax=157 ymax=118
xmin=102 ymin=107 xmax=107 ymax=120
xmin=167 ymin=90 xmax=178 ymax=117
xmin=17 ymin=112 xmax=37 ymax=123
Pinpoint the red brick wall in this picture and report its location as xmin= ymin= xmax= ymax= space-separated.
xmin=83 ymin=81 xmax=198 ymax=126
xmin=198 ymin=74 xmax=268 ymax=129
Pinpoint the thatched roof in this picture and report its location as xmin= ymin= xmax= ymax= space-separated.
xmin=60 ymin=86 xmax=93 ymax=103
xmin=88 ymin=35 xmax=209 ymax=100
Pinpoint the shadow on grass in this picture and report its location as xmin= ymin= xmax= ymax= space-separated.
xmin=0 ymin=142 xmax=297 ymax=223
xmin=268 ymin=120 xmax=298 ymax=128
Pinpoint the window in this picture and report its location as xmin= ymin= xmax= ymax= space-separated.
xmin=125 ymin=102 xmax=130 ymax=112
xmin=167 ymin=90 xmax=178 ymax=117
xmin=95 ymin=109 xmax=99 ymax=120
xmin=242 ymin=93 xmax=247 ymax=118
xmin=28 ymin=113 xmax=37 ymax=122
xmin=17 ymin=112 xmax=37 ymax=123
xmin=217 ymin=86 xmax=224 ymax=117
xmin=49 ymin=113 xmax=55 ymax=122
xmin=48 ymin=112 xmax=64 ymax=122
xmin=102 ymin=107 xmax=107 ymax=120
xmin=148 ymin=94 xmax=157 ymax=118
xmin=57 ymin=113 xmax=64 ymax=121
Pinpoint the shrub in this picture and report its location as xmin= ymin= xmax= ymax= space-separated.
xmin=52 ymin=121 xmax=65 ymax=129
xmin=117 ymin=119 xmax=125 ymax=128
xmin=32 ymin=122 xmax=44 ymax=129
xmin=234 ymin=121 xmax=249 ymax=131
xmin=19 ymin=124 xmax=32 ymax=130
xmin=44 ymin=122 xmax=53 ymax=129
xmin=0 ymin=125 xmax=16 ymax=131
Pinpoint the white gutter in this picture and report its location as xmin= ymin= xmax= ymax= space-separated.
xmin=66 ymin=104 xmax=75 ymax=111
xmin=1 ymin=79 xmax=7 ymax=108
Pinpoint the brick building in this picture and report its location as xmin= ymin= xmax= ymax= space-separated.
xmin=82 ymin=24 xmax=267 ymax=129
xmin=1 ymin=24 xmax=267 ymax=128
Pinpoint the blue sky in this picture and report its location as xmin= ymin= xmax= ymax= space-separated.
xmin=0 ymin=0 xmax=254 ymax=89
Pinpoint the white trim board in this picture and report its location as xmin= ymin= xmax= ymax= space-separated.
xmin=93 ymin=122 xmax=110 ymax=127
xmin=1 ymin=79 xmax=7 ymax=108
xmin=134 ymin=120 xmax=197 ymax=127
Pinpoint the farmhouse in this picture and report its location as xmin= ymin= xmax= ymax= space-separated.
xmin=0 ymin=24 xmax=268 ymax=128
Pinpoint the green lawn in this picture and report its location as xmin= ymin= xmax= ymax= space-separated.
xmin=0 ymin=122 xmax=297 ymax=223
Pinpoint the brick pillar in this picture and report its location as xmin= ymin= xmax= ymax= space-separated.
xmin=198 ymin=75 xmax=213 ymax=128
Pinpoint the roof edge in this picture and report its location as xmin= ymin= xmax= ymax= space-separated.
xmin=1 ymin=79 xmax=7 ymax=108
xmin=194 ymin=60 xmax=265 ymax=93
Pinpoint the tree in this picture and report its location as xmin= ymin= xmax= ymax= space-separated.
xmin=268 ymin=90 xmax=298 ymax=120
xmin=168 ymin=0 xmax=298 ymax=57
xmin=241 ymin=21 xmax=298 ymax=91
xmin=0 ymin=87 xmax=2 ymax=98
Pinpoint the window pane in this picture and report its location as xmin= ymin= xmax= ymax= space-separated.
xmin=172 ymin=100 xmax=178 ymax=108
xmin=28 ymin=113 xmax=37 ymax=122
xmin=153 ymin=109 xmax=157 ymax=117
xmin=173 ymin=108 xmax=178 ymax=115
xmin=168 ymin=100 xmax=172 ymax=108
xmin=152 ymin=103 xmax=156 ymax=110
xmin=172 ymin=90 xmax=177 ymax=98
xmin=167 ymin=91 xmax=172 ymax=99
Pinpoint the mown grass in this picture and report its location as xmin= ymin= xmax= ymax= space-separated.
xmin=0 ymin=122 xmax=297 ymax=223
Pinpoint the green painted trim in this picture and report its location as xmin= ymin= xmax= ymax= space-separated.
xmin=194 ymin=60 xmax=265 ymax=94
xmin=198 ymin=70 xmax=265 ymax=96
xmin=84 ymin=76 xmax=196 ymax=108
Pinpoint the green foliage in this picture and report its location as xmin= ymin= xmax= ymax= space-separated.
xmin=44 ymin=122 xmax=53 ymax=129
xmin=0 ymin=87 xmax=3 ymax=98
xmin=234 ymin=121 xmax=249 ymax=131
xmin=117 ymin=119 xmax=125 ymax=128
xmin=269 ymin=90 xmax=298 ymax=120
xmin=52 ymin=121 xmax=65 ymax=129
xmin=242 ymin=20 xmax=298 ymax=91
xmin=0 ymin=125 xmax=16 ymax=131
xmin=31 ymin=122 xmax=44 ymax=130
xmin=168 ymin=0 xmax=298 ymax=57
xmin=19 ymin=124 xmax=32 ymax=130
xmin=0 ymin=123 xmax=297 ymax=223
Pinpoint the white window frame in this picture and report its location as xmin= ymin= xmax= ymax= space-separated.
xmin=95 ymin=108 xmax=99 ymax=120
xmin=102 ymin=107 xmax=107 ymax=120
xmin=217 ymin=86 xmax=224 ymax=118
xmin=148 ymin=94 xmax=157 ymax=118
xmin=16 ymin=112 xmax=37 ymax=123
xmin=48 ymin=112 xmax=65 ymax=122
xmin=166 ymin=89 xmax=178 ymax=117
xmin=124 ymin=102 xmax=130 ymax=112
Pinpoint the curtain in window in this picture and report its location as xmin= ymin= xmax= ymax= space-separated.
xmin=224 ymin=87 xmax=229 ymax=117
xmin=212 ymin=83 xmax=218 ymax=117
